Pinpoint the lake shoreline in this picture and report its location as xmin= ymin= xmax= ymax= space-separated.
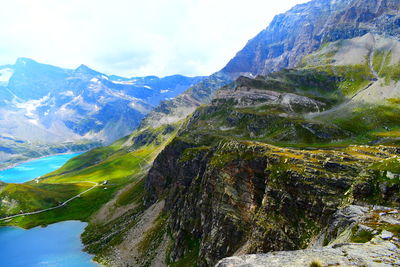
xmin=0 ymin=219 xmax=86 ymax=230
xmin=0 ymin=151 xmax=87 ymax=172
xmin=0 ymin=152 xmax=85 ymax=183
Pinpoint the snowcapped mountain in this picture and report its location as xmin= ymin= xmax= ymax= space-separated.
xmin=0 ymin=58 xmax=204 ymax=165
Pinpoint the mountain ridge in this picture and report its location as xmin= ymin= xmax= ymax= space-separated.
xmin=139 ymin=0 xmax=400 ymax=130
xmin=222 ymin=0 xmax=400 ymax=78
xmin=0 ymin=57 xmax=204 ymax=167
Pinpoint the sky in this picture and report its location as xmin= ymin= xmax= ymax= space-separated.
xmin=0 ymin=0 xmax=310 ymax=77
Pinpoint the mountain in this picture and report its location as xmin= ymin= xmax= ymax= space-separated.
xmin=1 ymin=0 xmax=400 ymax=266
xmin=134 ymin=30 xmax=400 ymax=265
xmin=140 ymin=0 xmax=400 ymax=129
xmin=222 ymin=0 xmax=400 ymax=78
xmin=75 ymin=0 xmax=400 ymax=266
xmin=0 ymin=58 xmax=204 ymax=167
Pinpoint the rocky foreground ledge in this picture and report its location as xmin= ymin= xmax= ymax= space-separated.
xmin=216 ymin=241 xmax=398 ymax=267
xmin=216 ymin=206 xmax=400 ymax=267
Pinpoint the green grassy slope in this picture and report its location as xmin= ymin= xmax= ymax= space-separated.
xmin=0 ymin=182 xmax=82 ymax=216
xmin=0 ymin=123 xmax=181 ymax=229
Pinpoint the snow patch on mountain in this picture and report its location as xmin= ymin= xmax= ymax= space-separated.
xmin=129 ymin=101 xmax=150 ymax=114
xmin=14 ymin=94 xmax=50 ymax=117
xmin=28 ymin=119 xmax=39 ymax=126
xmin=111 ymin=80 xmax=135 ymax=85
xmin=0 ymin=68 xmax=14 ymax=84
xmin=105 ymin=87 xmax=138 ymax=101
xmin=60 ymin=90 xmax=74 ymax=97
xmin=57 ymin=104 xmax=75 ymax=118
xmin=88 ymin=80 xmax=102 ymax=93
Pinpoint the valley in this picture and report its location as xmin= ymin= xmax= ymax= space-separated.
xmin=0 ymin=123 xmax=179 ymax=229
xmin=0 ymin=0 xmax=399 ymax=266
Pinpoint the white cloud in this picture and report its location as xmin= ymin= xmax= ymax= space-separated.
xmin=0 ymin=0 xmax=310 ymax=77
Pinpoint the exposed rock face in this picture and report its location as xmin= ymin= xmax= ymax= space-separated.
xmin=145 ymin=138 xmax=400 ymax=266
xmin=216 ymin=206 xmax=400 ymax=266
xmin=215 ymin=240 xmax=399 ymax=267
xmin=214 ymin=79 xmax=329 ymax=114
xmin=222 ymin=0 xmax=400 ymax=78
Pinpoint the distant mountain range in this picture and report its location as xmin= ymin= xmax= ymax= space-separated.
xmin=0 ymin=58 xmax=204 ymax=166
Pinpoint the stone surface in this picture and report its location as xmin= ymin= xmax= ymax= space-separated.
xmin=216 ymin=206 xmax=400 ymax=266
xmin=145 ymin=135 xmax=400 ymax=266
xmin=381 ymin=230 xmax=394 ymax=240
xmin=215 ymin=240 xmax=400 ymax=267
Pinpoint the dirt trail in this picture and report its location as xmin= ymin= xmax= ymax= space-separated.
xmin=0 ymin=181 xmax=99 ymax=221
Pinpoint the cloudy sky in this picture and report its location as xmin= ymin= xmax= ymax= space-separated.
xmin=0 ymin=0 xmax=310 ymax=77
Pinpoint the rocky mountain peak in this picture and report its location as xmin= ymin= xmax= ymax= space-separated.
xmin=15 ymin=57 xmax=37 ymax=66
xmin=75 ymin=64 xmax=102 ymax=76
xmin=221 ymin=0 xmax=400 ymax=78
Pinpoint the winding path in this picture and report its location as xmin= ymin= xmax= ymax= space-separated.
xmin=0 ymin=181 xmax=99 ymax=221
xmin=0 ymin=150 xmax=158 ymax=222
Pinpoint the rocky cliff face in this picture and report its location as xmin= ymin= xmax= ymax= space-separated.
xmin=145 ymin=138 xmax=399 ymax=266
xmin=222 ymin=0 xmax=400 ymax=78
xmin=216 ymin=206 xmax=400 ymax=266
xmin=141 ymin=31 xmax=400 ymax=264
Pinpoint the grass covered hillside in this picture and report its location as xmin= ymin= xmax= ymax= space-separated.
xmin=0 ymin=123 xmax=181 ymax=229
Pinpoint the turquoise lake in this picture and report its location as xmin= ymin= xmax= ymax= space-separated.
xmin=0 ymin=153 xmax=98 ymax=266
xmin=0 ymin=221 xmax=98 ymax=266
xmin=0 ymin=152 xmax=81 ymax=183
